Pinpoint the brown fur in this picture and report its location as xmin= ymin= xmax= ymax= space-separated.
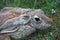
xmin=0 ymin=12 xmax=20 ymax=26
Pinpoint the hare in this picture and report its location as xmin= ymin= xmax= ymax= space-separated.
xmin=0 ymin=7 xmax=52 ymax=40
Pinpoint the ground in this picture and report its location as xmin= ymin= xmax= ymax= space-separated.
xmin=0 ymin=0 xmax=60 ymax=40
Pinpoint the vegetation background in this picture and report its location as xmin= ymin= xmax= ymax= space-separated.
xmin=0 ymin=0 xmax=60 ymax=40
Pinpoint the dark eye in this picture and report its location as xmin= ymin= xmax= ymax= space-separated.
xmin=35 ymin=18 xmax=40 ymax=21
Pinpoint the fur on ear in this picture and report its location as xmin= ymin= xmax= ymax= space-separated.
xmin=13 ymin=14 xmax=31 ymax=25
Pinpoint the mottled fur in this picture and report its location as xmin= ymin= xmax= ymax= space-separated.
xmin=0 ymin=7 xmax=52 ymax=40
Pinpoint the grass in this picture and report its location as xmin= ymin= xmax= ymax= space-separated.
xmin=0 ymin=0 xmax=60 ymax=40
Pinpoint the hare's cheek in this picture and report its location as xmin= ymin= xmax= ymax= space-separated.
xmin=46 ymin=23 xmax=51 ymax=27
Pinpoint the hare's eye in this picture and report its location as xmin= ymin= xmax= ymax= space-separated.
xmin=34 ymin=15 xmax=40 ymax=22
xmin=35 ymin=18 xmax=40 ymax=21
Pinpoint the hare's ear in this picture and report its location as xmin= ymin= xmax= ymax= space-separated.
xmin=23 ymin=15 xmax=30 ymax=20
xmin=20 ymin=14 xmax=31 ymax=24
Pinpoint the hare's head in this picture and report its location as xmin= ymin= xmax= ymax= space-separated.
xmin=18 ymin=12 xmax=52 ymax=29
xmin=29 ymin=15 xmax=52 ymax=29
